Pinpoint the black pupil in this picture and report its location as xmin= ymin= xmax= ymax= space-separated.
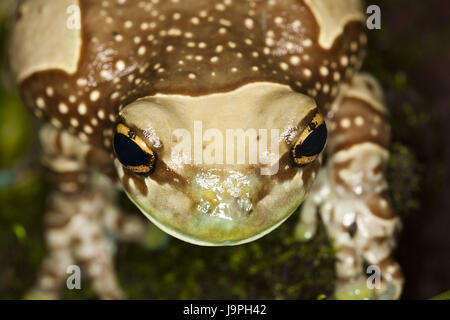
xmin=294 ymin=124 xmax=327 ymax=158
xmin=114 ymin=133 xmax=149 ymax=167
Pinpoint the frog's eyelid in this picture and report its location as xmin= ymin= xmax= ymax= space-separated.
xmin=114 ymin=123 xmax=157 ymax=175
xmin=116 ymin=123 xmax=154 ymax=155
xmin=292 ymin=112 xmax=325 ymax=146
xmin=290 ymin=113 xmax=327 ymax=166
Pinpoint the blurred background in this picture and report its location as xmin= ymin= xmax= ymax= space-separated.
xmin=0 ymin=0 xmax=448 ymax=299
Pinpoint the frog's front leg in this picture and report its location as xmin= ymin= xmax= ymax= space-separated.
xmin=26 ymin=125 xmax=126 ymax=300
xmin=297 ymin=74 xmax=403 ymax=299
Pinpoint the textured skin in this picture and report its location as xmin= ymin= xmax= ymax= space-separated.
xmin=10 ymin=0 xmax=402 ymax=299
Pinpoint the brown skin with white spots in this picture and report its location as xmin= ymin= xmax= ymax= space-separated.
xmin=10 ymin=0 xmax=402 ymax=299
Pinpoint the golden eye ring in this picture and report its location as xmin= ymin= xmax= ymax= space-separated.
xmin=291 ymin=113 xmax=327 ymax=167
xmin=113 ymin=123 xmax=157 ymax=175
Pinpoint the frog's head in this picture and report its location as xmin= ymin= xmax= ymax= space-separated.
xmin=113 ymin=82 xmax=327 ymax=246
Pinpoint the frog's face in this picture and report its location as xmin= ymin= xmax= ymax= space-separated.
xmin=113 ymin=82 xmax=327 ymax=245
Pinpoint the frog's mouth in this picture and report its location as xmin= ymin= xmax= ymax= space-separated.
xmin=115 ymin=157 xmax=320 ymax=246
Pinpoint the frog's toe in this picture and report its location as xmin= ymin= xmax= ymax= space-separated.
xmin=370 ymin=278 xmax=403 ymax=300
xmin=294 ymin=221 xmax=317 ymax=242
xmin=294 ymin=199 xmax=320 ymax=242
xmin=335 ymin=279 xmax=374 ymax=300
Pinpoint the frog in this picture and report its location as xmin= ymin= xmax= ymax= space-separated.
xmin=8 ymin=0 xmax=403 ymax=299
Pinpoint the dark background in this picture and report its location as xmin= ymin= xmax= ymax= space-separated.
xmin=371 ymin=0 xmax=450 ymax=299
xmin=0 ymin=0 xmax=449 ymax=299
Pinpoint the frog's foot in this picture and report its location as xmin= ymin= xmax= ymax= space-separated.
xmin=317 ymin=144 xmax=404 ymax=300
xmin=300 ymin=73 xmax=404 ymax=299
xmin=25 ymin=231 xmax=75 ymax=300
xmin=335 ymin=277 xmax=374 ymax=300
xmin=33 ymin=125 xmax=126 ymax=299
xmin=333 ymin=242 xmax=403 ymax=300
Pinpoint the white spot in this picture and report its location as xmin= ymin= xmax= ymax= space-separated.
xmin=355 ymin=116 xmax=365 ymax=126
xmin=140 ymin=22 xmax=149 ymax=30
xmin=70 ymin=118 xmax=79 ymax=127
xmin=320 ymin=66 xmax=329 ymax=76
xmin=340 ymin=56 xmax=349 ymax=67
xmin=90 ymin=91 xmax=100 ymax=102
xmin=333 ymin=72 xmax=341 ymax=82
xmin=265 ymin=38 xmax=275 ymax=46
xmin=115 ymin=33 xmax=123 ymax=42
xmin=116 ymin=60 xmax=126 ymax=71
xmin=302 ymin=39 xmax=312 ymax=47
xmin=303 ymin=68 xmax=312 ymax=78
xmin=279 ymin=62 xmax=289 ymax=71
xmin=78 ymin=103 xmax=87 ymax=115
xmin=220 ymin=19 xmax=232 ymax=27
xmin=36 ymin=97 xmax=46 ymax=109
xmin=84 ymin=125 xmax=94 ymax=135
xmin=138 ymin=46 xmax=147 ymax=56
xmin=290 ymin=56 xmax=301 ymax=66
xmin=215 ymin=3 xmax=226 ymax=11
xmin=340 ymin=118 xmax=351 ymax=129
xmin=58 ymin=103 xmax=69 ymax=114
xmin=111 ymin=92 xmax=120 ymax=100
xmin=46 ymin=87 xmax=54 ymax=97
xmin=245 ymin=18 xmax=254 ymax=29
xmin=77 ymin=78 xmax=87 ymax=87
xmin=97 ymin=110 xmax=105 ymax=120
xmin=274 ymin=17 xmax=283 ymax=24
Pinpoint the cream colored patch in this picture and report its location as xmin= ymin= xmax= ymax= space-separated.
xmin=345 ymin=73 xmax=387 ymax=114
xmin=330 ymin=73 xmax=387 ymax=115
xmin=304 ymin=0 xmax=365 ymax=49
xmin=9 ymin=0 xmax=81 ymax=82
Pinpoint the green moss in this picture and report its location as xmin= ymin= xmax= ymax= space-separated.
xmin=115 ymin=216 xmax=335 ymax=300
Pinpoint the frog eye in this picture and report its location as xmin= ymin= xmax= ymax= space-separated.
xmin=113 ymin=123 xmax=157 ymax=175
xmin=291 ymin=113 xmax=327 ymax=167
